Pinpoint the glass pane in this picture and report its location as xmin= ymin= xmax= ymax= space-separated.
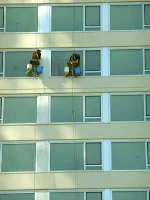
xmin=50 ymin=192 xmax=84 ymax=200
xmin=6 ymin=7 xmax=38 ymax=32
xmin=85 ymin=96 xmax=101 ymax=117
xmin=2 ymin=144 xmax=36 ymax=172
xmin=85 ymin=28 xmax=100 ymax=31
xmin=52 ymin=6 xmax=83 ymax=31
xmin=85 ymin=118 xmax=101 ymax=122
xmin=85 ymin=51 xmax=101 ymax=71
xmin=146 ymin=95 xmax=150 ymax=116
xmin=111 ymin=142 xmax=146 ymax=170
xmin=86 ymin=193 xmax=102 ymax=200
xmin=0 ymin=52 xmax=3 ymax=73
xmin=85 ymin=6 xmax=100 ymax=26
xmin=51 ymin=96 xmax=83 ymax=122
xmin=148 ymin=143 xmax=150 ymax=164
xmin=112 ymin=191 xmax=147 ymax=200
xmin=0 ymin=29 xmax=4 ymax=32
xmin=0 ymin=74 xmax=3 ymax=77
xmin=4 ymin=97 xmax=37 ymax=123
xmin=145 ymin=71 xmax=150 ymax=74
xmin=51 ymin=51 xmax=83 ymax=76
xmin=5 ymin=51 xmax=32 ymax=77
xmin=85 ymin=72 xmax=101 ymax=76
xmin=110 ymin=49 xmax=143 ymax=75
xmin=111 ymin=95 xmax=144 ymax=121
xmin=0 ymin=194 xmax=34 ymax=200
xmin=0 ymin=98 xmax=2 ymax=119
xmin=146 ymin=117 xmax=150 ymax=121
xmin=148 ymin=166 xmax=150 ymax=170
xmin=145 ymin=49 xmax=150 ymax=70
xmin=110 ymin=5 xmax=142 ymax=30
xmin=86 ymin=166 xmax=102 ymax=170
xmin=144 ymin=5 xmax=150 ymax=25
xmin=50 ymin=143 xmax=84 ymax=170
xmin=86 ymin=143 xmax=101 ymax=165
xmin=144 ymin=26 xmax=150 ymax=29
xmin=0 ymin=8 xmax=4 ymax=28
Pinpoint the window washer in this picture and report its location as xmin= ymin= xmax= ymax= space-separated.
xmin=26 ymin=50 xmax=41 ymax=77
xmin=65 ymin=53 xmax=80 ymax=77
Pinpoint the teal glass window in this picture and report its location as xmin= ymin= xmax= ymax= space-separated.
xmin=110 ymin=5 xmax=142 ymax=30
xmin=6 ymin=7 xmax=38 ymax=32
xmin=3 ymin=97 xmax=37 ymax=123
xmin=111 ymin=142 xmax=146 ymax=170
xmin=51 ymin=96 xmax=83 ymax=122
xmin=50 ymin=192 xmax=84 ymax=200
xmin=0 ymin=7 xmax=4 ymax=29
xmin=112 ymin=191 xmax=147 ymax=200
xmin=0 ymin=52 xmax=3 ymax=74
xmin=0 ymin=194 xmax=34 ymax=200
xmin=2 ymin=144 xmax=36 ymax=172
xmin=50 ymin=143 xmax=84 ymax=170
xmin=144 ymin=5 xmax=150 ymax=28
xmin=110 ymin=49 xmax=143 ymax=75
xmin=86 ymin=193 xmax=102 ymax=200
xmin=111 ymin=95 xmax=144 ymax=121
xmin=52 ymin=6 xmax=83 ymax=31
xmin=85 ymin=6 xmax=100 ymax=30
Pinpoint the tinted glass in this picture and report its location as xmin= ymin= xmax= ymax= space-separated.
xmin=85 ymin=51 xmax=101 ymax=71
xmin=85 ymin=6 xmax=100 ymax=26
xmin=86 ymin=143 xmax=101 ymax=165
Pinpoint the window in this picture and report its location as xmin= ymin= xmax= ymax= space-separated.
xmin=5 ymin=51 xmax=32 ymax=77
xmin=112 ymin=191 xmax=147 ymax=200
xmin=148 ymin=142 xmax=150 ymax=169
xmin=0 ymin=7 xmax=4 ymax=32
xmin=51 ymin=51 xmax=83 ymax=76
xmin=2 ymin=144 xmax=36 ymax=172
xmin=6 ymin=7 xmax=38 ymax=32
xmin=3 ymin=97 xmax=37 ymax=123
xmin=110 ymin=5 xmax=142 ymax=30
xmin=0 ymin=52 xmax=3 ymax=76
xmin=146 ymin=95 xmax=150 ymax=121
xmin=0 ymin=193 xmax=34 ymax=200
xmin=50 ymin=192 xmax=102 ymax=200
xmin=144 ymin=5 xmax=150 ymax=29
xmin=110 ymin=49 xmax=143 ymax=75
xmin=111 ymin=95 xmax=144 ymax=121
xmin=145 ymin=49 xmax=150 ymax=74
xmin=50 ymin=95 xmax=101 ymax=123
xmin=85 ymin=50 xmax=101 ymax=76
xmin=52 ymin=6 xmax=101 ymax=31
xmin=51 ymin=50 xmax=101 ymax=76
xmin=111 ymin=142 xmax=146 ymax=170
xmin=50 ymin=142 xmax=102 ymax=171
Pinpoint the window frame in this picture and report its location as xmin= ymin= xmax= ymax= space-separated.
xmin=49 ymin=140 xmax=103 ymax=171
xmin=0 ymin=5 xmax=38 ymax=33
xmin=109 ymin=93 xmax=150 ymax=122
xmin=0 ymin=141 xmax=37 ymax=173
xmin=51 ymin=4 xmax=101 ymax=32
xmin=109 ymin=47 xmax=150 ymax=76
xmin=0 ymin=95 xmax=38 ymax=125
xmin=49 ymin=94 xmax=102 ymax=124
xmin=109 ymin=2 xmax=150 ymax=31
xmin=110 ymin=140 xmax=150 ymax=171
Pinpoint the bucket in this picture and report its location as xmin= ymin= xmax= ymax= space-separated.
xmin=37 ymin=66 xmax=44 ymax=74
xmin=27 ymin=64 xmax=32 ymax=70
xmin=75 ymin=67 xmax=81 ymax=76
xmin=64 ymin=66 xmax=69 ymax=75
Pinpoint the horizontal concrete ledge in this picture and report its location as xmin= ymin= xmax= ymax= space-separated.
xmin=0 ymin=76 xmax=150 ymax=94
xmin=0 ymin=31 xmax=150 ymax=48
xmin=0 ymin=171 xmax=150 ymax=190
xmin=1 ymin=0 xmax=150 ymax=4
xmin=0 ymin=122 xmax=150 ymax=141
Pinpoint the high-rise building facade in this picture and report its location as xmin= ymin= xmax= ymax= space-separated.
xmin=0 ymin=0 xmax=150 ymax=200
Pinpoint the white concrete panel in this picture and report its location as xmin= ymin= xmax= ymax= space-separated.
xmin=101 ymin=48 xmax=110 ymax=76
xmin=38 ymin=6 xmax=50 ymax=33
xmin=35 ymin=192 xmax=49 ymax=200
xmin=36 ymin=142 xmax=50 ymax=172
xmin=37 ymin=96 xmax=49 ymax=124
xmin=103 ymin=140 xmax=111 ymax=171
xmin=40 ymin=49 xmax=51 ymax=78
xmin=101 ymin=3 xmax=109 ymax=31
xmin=102 ymin=93 xmax=110 ymax=123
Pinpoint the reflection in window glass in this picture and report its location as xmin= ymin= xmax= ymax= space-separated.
xmin=110 ymin=5 xmax=142 ymax=30
xmin=85 ymin=6 xmax=100 ymax=26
